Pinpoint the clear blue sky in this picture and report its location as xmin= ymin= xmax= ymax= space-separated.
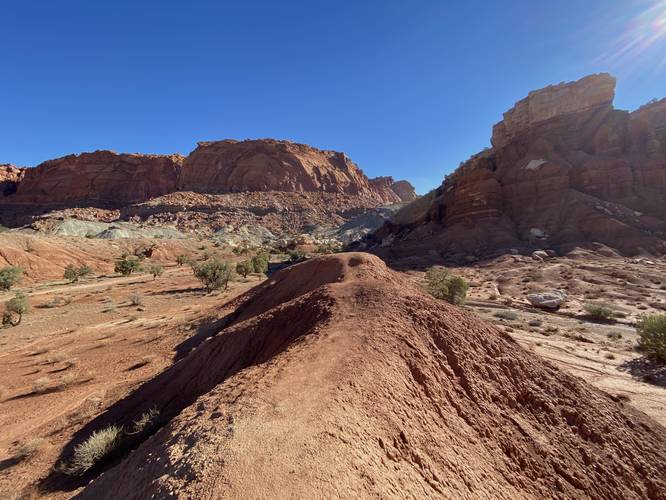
xmin=2 ymin=1 xmax=665 ymax=193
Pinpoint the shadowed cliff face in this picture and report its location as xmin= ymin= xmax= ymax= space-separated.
xmin=0 ymin=140 xmax=415 ymax=212
xmin=371 ymin=73 xmax=666 ymax=260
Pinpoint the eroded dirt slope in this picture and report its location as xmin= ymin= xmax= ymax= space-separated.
xmin=66 ymin=253 xmax=666 ymax=499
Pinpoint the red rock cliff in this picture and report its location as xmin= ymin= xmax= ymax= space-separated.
xmin=373 ymin=73 xmax=666 ymax=258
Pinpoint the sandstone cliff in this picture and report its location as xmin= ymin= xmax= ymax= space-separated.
xmin=8 ymin=152 xmax=184 ymax=206
xmin=371 ymin=73 xmax=666 ymax=259
xmin=0 ymin=141 xmax=415 ymax=213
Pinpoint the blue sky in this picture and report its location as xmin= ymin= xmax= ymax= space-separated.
xmin=2 ymin=1 xmax=665 ymax=193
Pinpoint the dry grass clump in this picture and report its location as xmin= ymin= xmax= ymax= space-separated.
xmin=32 ymin=376 xmax=52 ymax=394
xmin=14 ymin=438 xmax=46 ymax=461
xmin=494 ymin=310 xmax=519 ymax=321
xmin=128 ymin=293 xmax=143 ymax=306
xmin=129 ymin=406 xmax=160 ymax=435
xmin=61 ymin=425 xmax=122 ymax=476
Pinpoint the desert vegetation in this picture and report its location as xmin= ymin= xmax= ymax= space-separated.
xmin=0 ymin=265 xmax=23 ymax=290
xmin=61 ymin=425 xmax=122 ymax=476
xmin=637 ymin=314 xmax=666 ymax=362
xmin=2 ymin=291 xmax=29 ymax=327
xmin=63 ymin=264 xmax=93 ymax=283
xmin=424 ymin=266 xmax=468 ymax=305
xmin=191 ymin=258 xmax=234 ymax=292
xmin=114 ymin=257 xmax=141 ymax=277
xmin=584 ymin=302 xmax=617 ymax=322
xmin=148 ymin=263 xmax=164 ymax=280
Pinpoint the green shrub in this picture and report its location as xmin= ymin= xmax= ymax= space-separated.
xmin=251 ymin=252 xmax=270 ymax=274
xmin=191 ymin=259 xmax=234 ymax=292
xmin=287 ymin=250 xmax=306 ymax=264
xmin=424 ymin=267 xmax=468 ymax=305
xmin=2 ymin=291 xmax=29 ymax=327
xmin=148 ymin=263 xmax=164 ymax=280
xmin=0 ymin=266 xmax=22 ymax=291
xmin=64 ymin=264 xmax=93 ymax=283
xmin=584 ymin=302 xmax=616 ymax=322
xmin=114 ymin=258 xmax=141 ymax=277
xmin=636 ymin=314 xmax=666 ymax=362
xmin=236 ymin=260 xmax=254 ymax=278
xmin=175 ymin=254 xmax=189 ymax=266
xmin=62 ymin=425 xmax=122 ymax=476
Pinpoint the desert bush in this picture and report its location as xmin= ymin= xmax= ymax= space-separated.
xmin=148 ymin=263 xmax=164 ymax=280
xmin=424 ymin=267 xmax=469 ymax=305
xmin=0 ymin=266 xmax=22 ymax=291
xmin=175 ymin=254 xmax=189 ymax=266
xmin=287 ymin=250 xmax=306 ymax=264
xmin=64 ymin=264 xmax=93 ymax=283
xmin=129 ymin=406 xmax=160 ymax=435
xmin=636 ymin=314 xmax=666 ymax=362
xmin=62 ymin=425 xmax=122 ymax=476
xmin=191 ymin=259 xmax=234 ymax=292
xmin=494 ymin=310 xmax=519 ymax=321
xmin=32 ymin=376 xmax=51 ymax=393
xmin=14 ymin=438 xmax=46 ymax=461
xmin=128 ymin=293 xmax=143 ymax=306
xmin=3 ymin=291 xmax=29 ymax=327
xmin=114 ymin=258 xmax=141 ymax=276
xmin=236 ymin=260 xmax=254 ymax=278
xmin=584 ymin=302 xmax=616 ymax=322
xmin=251 ymin=252 xmax=270 ymax=274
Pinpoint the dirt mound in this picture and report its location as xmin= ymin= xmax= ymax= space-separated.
xmin=45 ymin=252 xmax=665 ymax=498
xmin=370 ymin=73 xmax=666 ymax=260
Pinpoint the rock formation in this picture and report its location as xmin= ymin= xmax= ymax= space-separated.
xmin=371 ymin=74 xmax=666 ymax=260
xmin=0 ymin=164 xmax=24 ymax=196
xmin=7 ymin=152 xmax=184 ymax=206
xmin=179 ymin=139 xmax=410 ymax=203
xmin=0 ymin=140 xmax=415 ymax=234
xmin=49 ymin=253 xmax=665 ymax=498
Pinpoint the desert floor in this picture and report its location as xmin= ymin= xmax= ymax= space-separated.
xmin=0 ymin=247 xmax=664 ymax=498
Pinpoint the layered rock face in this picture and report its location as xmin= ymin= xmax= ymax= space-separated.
xmin=179 ymin=139 xmax=410 ymax=203
xmin=372 ymin=73 xmax=666 ymax=259
xmin=7 ymin=152 xmax=184 ymax=206
xmin=0 ymin=164 xmax=24 ymax=196
xmin=0 ymin=140 xmax=415 ymax=216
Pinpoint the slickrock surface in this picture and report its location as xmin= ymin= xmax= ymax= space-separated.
xmin=371 ymin=74 xmax=666 ymax=260
xmin=45 ymin=253 xmax=665 ymax=499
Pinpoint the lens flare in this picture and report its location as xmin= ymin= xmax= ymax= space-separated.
xmin=595 ymin=0 xmax=666 ymax=73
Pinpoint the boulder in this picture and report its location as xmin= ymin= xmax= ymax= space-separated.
xmin=527 ymin=290 xmax=567 ymax=309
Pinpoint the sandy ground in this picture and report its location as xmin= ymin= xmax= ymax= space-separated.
xmin=0 ymin=264 xmax=263 ymax=498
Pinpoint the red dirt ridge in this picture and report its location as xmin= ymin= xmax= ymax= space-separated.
xmin=50 ymin=252 xmax=666 ymax=498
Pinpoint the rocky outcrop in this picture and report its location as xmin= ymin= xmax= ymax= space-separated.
xmin=0 ymin=164 xmax=24 ymax=196
xmin=371 ymin=74 xmax=666 ymax=259
xmin=8 ymin=152 xmax=183 ymax=206
xmin=179 ymin=139 xmax=408 ymax=203
xmin=0 ymin=140 xmax=413 ymax=215
xmin=369 ymin=176 xmax=418 ymax=202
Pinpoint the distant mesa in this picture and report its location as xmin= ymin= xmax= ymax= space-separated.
xmin=369 ymin=73 xmax=666 ymax=259
xmin=0 ymin=139 xmax=415 ymax=210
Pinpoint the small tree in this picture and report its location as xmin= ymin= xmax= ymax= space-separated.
xmin=424 ymin=266 xmax=468 ymax=305
xmin=114 ymin=258 xmax=141 ymax=277
xmin=175 ymin=254 xmax=189 ymax=267
xmin=64 ymin=264 xmax=93 ymax=283
xmin=148 ymin=263 xmax=164 ymax=280
xmin=236 ymin=260 xmax=254 ymax=278
xmin=191 ymin=259 xmax=234 ymax=292
xmin=0 ymin=266 xmax=22 ymax=291
xmin=636 ymin=314 xmax=666 ymax=362
xmin=3 ymin=291 xmax=29 ymax=327
xmin=251 ymin=252 xmax=270 ymax=274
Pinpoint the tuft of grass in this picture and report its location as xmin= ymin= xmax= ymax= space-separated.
xmin=128 ymin=293 xmax=143 ymax=307
xmin=32 ymin=377 xmax=51 ymax=394
xmin=494 ymin=310 xmax=519 ymax=321
xmin=61 ymin=425 xmax=122 ymax=476
xmin=129 ymin=406 xmax=160 ymax=435
xmin=14 ymin=438 xmax=46 ymax=461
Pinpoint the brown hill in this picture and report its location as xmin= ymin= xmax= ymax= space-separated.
xmin=47 ymin=253 xmax=665 ymax=498
xmin=370 ymin=74 xmax=666 ymax=261
xmin=0 ymin=164 xmax=23 ymax=196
